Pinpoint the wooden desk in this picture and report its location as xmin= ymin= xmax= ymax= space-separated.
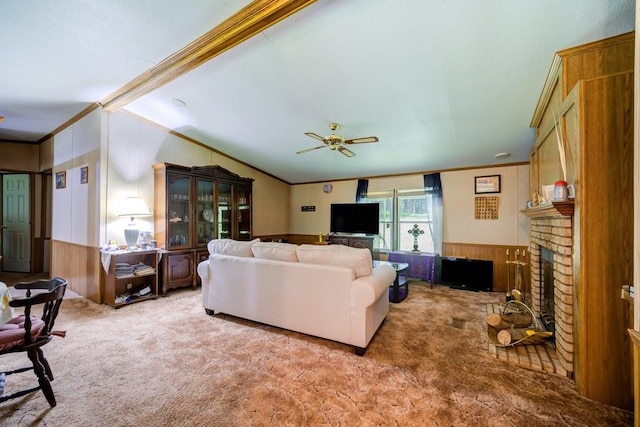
xmin=387 ymin=251 xmax=437 ymax=287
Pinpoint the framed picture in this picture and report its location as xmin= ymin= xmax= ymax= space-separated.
xmin=474 ymin=175 xmax=501 ymax=194
xmin=80 ymin=166 xmax=88 ymax=184
xmin=55 ymin=171 xmax=66 ymax=189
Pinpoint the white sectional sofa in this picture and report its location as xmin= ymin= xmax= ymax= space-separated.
xmin=197 ymin=239 xmax=396 ymax=355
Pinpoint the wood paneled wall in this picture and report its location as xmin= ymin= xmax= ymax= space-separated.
xmin=0 ymin=142 xmax=40 ymax=172
xmin=51 ymin=240 xmax=101 ymax=303
xmin=442 ymin=242 xmax=530 ymax=294
xmin=631 ymin=330 xmax=640 ymax=426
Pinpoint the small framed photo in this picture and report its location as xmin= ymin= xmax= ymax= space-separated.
xmin=80 ymin=166 xmax=88 ymax=184
xmin=474 ymin=175 xmax=501 ymax=194
xmin=55 ymin=171 xmax=66 ymax=189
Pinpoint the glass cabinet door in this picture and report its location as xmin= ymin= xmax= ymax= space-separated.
xmin=236 ymin=184 xmax=251 ymax=240
xmin=216 ymin=182 xmax=232 ymax=239
xmin=196 ymin=179 xmax=215 ymax=245
xmin=167 ymin=173 xmax=191 ymax=249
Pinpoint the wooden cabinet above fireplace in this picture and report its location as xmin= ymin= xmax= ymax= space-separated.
xmin=527 ymin=32 xmax=634 ymax=410
xmin=529 ymin=31 xmax=634 ymax=196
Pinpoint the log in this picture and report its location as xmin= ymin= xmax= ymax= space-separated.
xmin=497 ymin=328 xmax=553 ymax=346
xmin=486 ymin=311 xmax=533 ymax=330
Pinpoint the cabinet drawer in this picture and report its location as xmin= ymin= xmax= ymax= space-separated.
xmin=329 ymin=237 xmax=349 ymax=246
xmin=162 ymin=251 xmax=195 ymax=293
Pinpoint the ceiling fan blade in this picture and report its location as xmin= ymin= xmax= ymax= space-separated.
xmin=304 ymin=132 xmax=327 ymax=142
xmin=337 ymin=146 xmax=356 ymax=157
xmin=344 ymin=136 xmax=378 ymax=144
xmin=296 ymin=145 xmax=327 ymax=154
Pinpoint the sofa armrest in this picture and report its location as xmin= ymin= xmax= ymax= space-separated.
xmin=197 ymin=259 xmax=209 ymax=283
xmin=351 ymin=264 xmax=396 ymax=307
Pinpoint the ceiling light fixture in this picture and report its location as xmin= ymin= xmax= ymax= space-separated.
xmin=495 ymin=152 xmax=511 ymax=160
xmin=172 ymin=98 xmax=187 ymax=108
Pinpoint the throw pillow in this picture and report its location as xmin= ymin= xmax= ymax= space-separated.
xmin=207 ymin=238 xmax=260 ymax=257
xmin=296 ymin=244 xmax=372 ymax=278
xmin=251 ymin=242 xmax=299 ymax=262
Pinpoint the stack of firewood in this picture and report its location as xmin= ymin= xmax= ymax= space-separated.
xmin=486 ymin=306 xmax=552 ymax=346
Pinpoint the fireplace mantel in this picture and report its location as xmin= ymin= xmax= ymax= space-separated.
xmin=520 ymin=201 xmax=574 ymax=219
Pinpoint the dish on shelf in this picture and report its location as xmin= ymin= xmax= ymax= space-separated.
xmin=169 ymin=210 xmax=183 ymax=223
xmin=202 ymin=208 xmax=214 ymax=222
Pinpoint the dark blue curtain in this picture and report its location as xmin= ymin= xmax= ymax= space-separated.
xmin=356 ymin=179 xmax=368 ymax=202
xmin=423 ymin=173 xmax=442 ymax=198
xmin=423 ymin=173 xmax=443 ymax=254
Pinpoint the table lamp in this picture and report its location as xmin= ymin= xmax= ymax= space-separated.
xmin=119 ymin=197 xmax=152 ymax=249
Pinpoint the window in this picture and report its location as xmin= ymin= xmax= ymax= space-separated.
xmin=365 ymin=189 xmax=434 ymax=253
xmin=366 ymin=191 xmax=393 ymax=250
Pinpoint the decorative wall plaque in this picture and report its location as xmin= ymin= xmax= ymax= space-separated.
xmin=475 ymin=196 xmax=498 ymax=220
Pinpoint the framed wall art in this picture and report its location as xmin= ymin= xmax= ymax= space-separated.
xmin=474 ymin=175 xmax=501 ymax=194
xmin=80 ymin=166 xmax=88 ymax=184
xmin=55 ymin=171 xmax=66 ymax=189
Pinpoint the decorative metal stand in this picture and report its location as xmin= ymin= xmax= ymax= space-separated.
xmin=506 ymin=248 xmax=528 ymax=302
xmin=408 ymin=224 xmax=424 ymax=252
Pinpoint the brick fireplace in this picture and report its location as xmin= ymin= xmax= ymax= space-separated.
xmin=529 ymin=215 xmax=573 ymax=377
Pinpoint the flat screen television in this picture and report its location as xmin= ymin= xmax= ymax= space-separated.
xmin=440 ymin=257 xmax=493 ymax=292
xmin=330 ymin=203 xmax=379 ymax=235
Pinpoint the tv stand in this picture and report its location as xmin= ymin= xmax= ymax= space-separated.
xmin=328 ymin=234 xmax=374 ymax=255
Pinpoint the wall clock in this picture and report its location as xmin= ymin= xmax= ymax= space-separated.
xmin=323 ymin=183 xmax=333 ymax=194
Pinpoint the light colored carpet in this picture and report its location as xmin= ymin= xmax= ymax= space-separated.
xmin=0 ymin=282 xmax=632 ymax=426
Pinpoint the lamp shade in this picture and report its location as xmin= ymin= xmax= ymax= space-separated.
xmin=119 ymin=197 xmax=152 ymax=249
xmin=118 ymin=197 xmax=152 ymax=222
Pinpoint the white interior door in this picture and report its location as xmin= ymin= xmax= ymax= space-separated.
xmin=2 ymin=174 xmax=31 ymax=272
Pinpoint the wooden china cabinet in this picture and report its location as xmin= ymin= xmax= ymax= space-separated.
xmin=153 ymin=163 xmax=253 ymax=294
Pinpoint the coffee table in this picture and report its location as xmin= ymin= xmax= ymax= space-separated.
xmin=374 ymin=261 xmax=410 ymax=303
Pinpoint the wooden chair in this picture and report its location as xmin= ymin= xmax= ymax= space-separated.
xmin=0 ymin=277 xmax=67 ymax=407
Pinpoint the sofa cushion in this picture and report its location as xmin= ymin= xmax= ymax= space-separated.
xmin=296 ymin=244 xmax=372 ymax=278
xmin=251 ymin=242 xmax=299 ymax=262
xmin=207 ymin=238 xmax=260 ymax=257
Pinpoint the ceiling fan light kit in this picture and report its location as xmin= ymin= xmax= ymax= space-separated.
xmin=296 ymin=122 xmax=378 ymax=157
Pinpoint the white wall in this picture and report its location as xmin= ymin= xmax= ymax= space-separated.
xmin=290 ymin=180 xmax=358 ymax=236
xmin=52 ymin=108 xmax=102 ymax=247
xmin=290 ymin=164 xmax=529 ymax=246
xmin=51 ymin=108 xmax=528 ymax=249
xmin=442 ymin=165 xmax=529 ymax=246
xmin=102 ymin=111 xmax=290 ymax=245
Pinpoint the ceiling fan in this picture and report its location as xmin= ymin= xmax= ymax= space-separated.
xmin=296 ymin=123 xmax=378 ymax=157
